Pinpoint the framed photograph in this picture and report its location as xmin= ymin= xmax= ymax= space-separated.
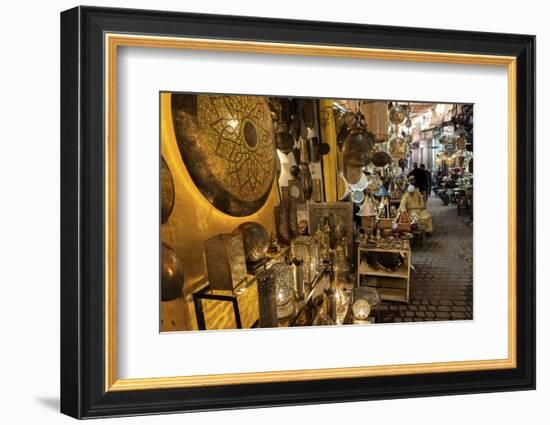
xmin=61 ymin=6 xmax=535 ymax=419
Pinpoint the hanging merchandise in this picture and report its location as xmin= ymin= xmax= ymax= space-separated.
xmin=366 ymin=174 xmax=383 ymax=193
xmin=389 ymin=136 xmax=408 ymax=160
xmin=269 ymin=97 xmax=297 ymax=154
xmin=361 ymin=101 xmax=389 ymax=143
xmin=342 ymin=105 xmax=375 ymax=168
xmin=456 ymin=149 xmax=473 ymax=168
xmin=388 ymin=104 xmax=407 ymax=126
xmin=299 ymin=137 xmax=311 ymax=164
xmin=371 ymin=150 xmax=392 ymax=167
xmin=299 ymin=163 xmax=313 ymax=200
xmin=342 ymin=126 xmax=374 ymax=167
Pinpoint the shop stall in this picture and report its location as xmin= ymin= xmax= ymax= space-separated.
xmin=160 ymin=94 xmax=474 ymax=331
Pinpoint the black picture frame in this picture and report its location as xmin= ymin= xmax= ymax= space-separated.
xmin=61 ymin=5 xmax=535 ymax=419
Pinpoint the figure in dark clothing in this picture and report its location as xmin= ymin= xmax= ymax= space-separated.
xmin=407 ymin=162 xmax=427 ymax=195
xmin=420 ymin=164 xmax=431 ymax=201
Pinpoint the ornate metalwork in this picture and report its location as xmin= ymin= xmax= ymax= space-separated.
xmin=160 ymin=156 xmax=175 ymax=224
xmin=235 ymin=221 xmax=269 ymax=262
xmin=171 ymin=94 xmax=276 ymax=216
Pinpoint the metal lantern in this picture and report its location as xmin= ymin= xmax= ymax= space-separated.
xmin=271 ymin=262 xmax=293 ymax=303
xmin=256 ymin=269 xmax=278 ymax=328
xmin=203 ymin=233 xmax=247 ymax=292
xmin=371 ymin=151 xmax=392 ymax=167
xmin=389 ymin=137 xmax=407 ymax=160
xmin=291 ymin=236 xmax=319 ymax=284
xmin=342 ymin=127 xmax=374 ymax=167
xmin=275 ymin=131 xmax=295 ymax=154
xmin=271 ymin=262 xmax=294 ymax=319
xmin=234 ymin=222 xmax=269 ymax=262
xmin=388 ymin=104 xmax=406 ymax=125
xmin=274 ymin=204 xmax=291 ymax=245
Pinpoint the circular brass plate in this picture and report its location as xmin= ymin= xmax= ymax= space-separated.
xmin=160 ymin=156 xmax=175 ymax=224
xmin=171 ymin=94 xmax=276 ymax=216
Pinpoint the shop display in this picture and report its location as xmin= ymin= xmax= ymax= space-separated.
xmin=357 ymin=196 xmax=376 ymax=232
xmin=269 ymin=97 xmax=297 ymax=154
xmin=271 ymin=262 xmax=295 ymax=319
xmin=256 ymin=269 xmax=278 ymax=328
xmin=314 ymin=221 xmax=331 ymax=262
xmin=308 ymin=202 xmax=354 ymax=261
xmin=160 ymin=94 xmax=474 ymax=331
xmin=171 ymin=94 xmax=276 ymax=216
xmin=298 ymin=163 xmax=313 ymax=200
xmin=203 ymin=233 xmax=247 ymax=292
xmin=292 ymin=258 xmax=306 ymax=301
xmin=235 ymin=222 xmax=269 ymax=267
xmin=288 ymin=197 xmax=299 ymax=238
xmin=351 ymin=189 xmax=365 ymax=204
xmin=361 ymin=101 xmax=388 ymax=143
xmin=291 ymin=236 xmax=319 ymax=284
xmin=352 ymin=298 xmax=371 ymax=321
xmin=287 ymin=179 xmax=304 ymax=202
xmin=342 ymin=126 xmax=374 ymax=167
xmin=351 ymin=286 xmax=380 ymax=324
xmin=357 ymin=240 xmax=411 ymax=303
xmin=333 ymin=245 xmax=351 ymax=276
xmin=388 ymin=104 xmax=407 ymax=125
xmin=389 ymin=136 xmax=407 ymax=160
xmin=312 ymin=178 xmax=323 ymax=202
xmin=312 ymin=306 xmax=334 ymax=326
xmin=299 ymin=137 xmax=311 ymax=164
xmin=274 ymin=204 xmax=291 ymax=245
xmin=268 ymin=231 xmax=280 ymax=253
xmin=395 ymin=210 xmax=412 ymax=233
xmin=371 ymin=150 xmax=392 ymax=167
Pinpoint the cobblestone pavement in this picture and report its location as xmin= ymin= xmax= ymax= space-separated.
xmin=378 ymin=196 xmax=473 ymax=323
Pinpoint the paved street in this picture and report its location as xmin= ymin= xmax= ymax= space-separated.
xmin=378 ymin=196 xmax=473 ymax=323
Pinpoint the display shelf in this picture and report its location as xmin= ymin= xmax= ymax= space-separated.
xmin=377 ymin=287 xmax=408 ymax=303
xmin=357 ymin=242 xmax=411 ymax=303
xmin=358 ymin=261 xmax=408 ymax=278
xmin=361 ymin=275 xmax=407 ymax=288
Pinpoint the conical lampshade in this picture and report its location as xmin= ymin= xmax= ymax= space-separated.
xmin=375 ymin=185 xmax=389 ymax=197
xmin=357 ymin=200 xmax=375 ymax=217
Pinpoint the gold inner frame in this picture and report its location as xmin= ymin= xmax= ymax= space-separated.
xmin=104 ymin=33 xmax=517 ymax=392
